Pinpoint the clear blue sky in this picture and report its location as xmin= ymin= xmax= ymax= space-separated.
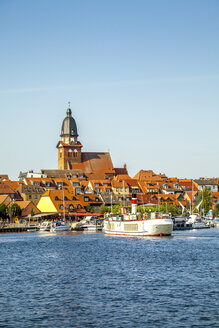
xmin=0 ymin=0 xmax=218 ymax=180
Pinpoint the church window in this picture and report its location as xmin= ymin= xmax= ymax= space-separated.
xmin=73 ymin=149 xmax=78 ymax=158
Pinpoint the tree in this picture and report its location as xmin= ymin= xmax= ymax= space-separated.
xmin=198 ymin=188 xmax=212 ymax=215
xmin=0 ymin=203 xmax=8 ymax=222
xmin=112 ymin=204 xmax=122 ymax=214
xmin=9 ymin=203 xmax=22 ymax=219
xmin=100 ymin=204 xmax=110 ymax=215
xmin=84 ymin=205 xmax=94 ymax=213
xmin=214 ymin=203 xmax=219 ymax=217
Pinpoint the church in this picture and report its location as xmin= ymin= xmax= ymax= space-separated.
xmin=42 ymin=103 xmax=127 ymax=180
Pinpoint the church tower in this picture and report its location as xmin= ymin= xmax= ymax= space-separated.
xmin=56 ymin=103 xmax=83 ymax=170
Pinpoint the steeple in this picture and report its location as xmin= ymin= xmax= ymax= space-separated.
xmin=57 ymin=103 xmax=83 ymax=170
xmin=60 ymin=103 xmax=78 ymax=144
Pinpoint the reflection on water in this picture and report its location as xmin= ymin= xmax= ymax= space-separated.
xmin=0 ymin=229 xmax=218 ymax=327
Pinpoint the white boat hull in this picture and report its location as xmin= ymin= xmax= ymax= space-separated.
xmin=51 ymin=225 xmax=71 ymax=232
xmin=104 ymin=218 xmax=173 ymax=236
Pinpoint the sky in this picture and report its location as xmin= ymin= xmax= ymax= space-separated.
xmin=0 ymin=0 xmax=218 ymax=180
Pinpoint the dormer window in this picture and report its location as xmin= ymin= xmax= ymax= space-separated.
xmin=94 ymin=183 xmax=100 ymax=187
xmin=84 ymin=196 xmax=89 ymax=202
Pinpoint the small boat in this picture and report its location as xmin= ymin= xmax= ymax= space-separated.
xmin=39 ymin=221 xmax=52 ymax=232
xmin=76 ymin=216 xmax=103 ymax=232
xmin=214 ymin=218 xmax=219 ymax=228
xmin=26 ymin=224 xmax=40 ymax=232
xmin=104 ymin=195 xmax=173 ymax=237
xmin=187 ymin=215 xmax=209 ymax=229
xmin=50 ymin=221 xmax=71 ymax=232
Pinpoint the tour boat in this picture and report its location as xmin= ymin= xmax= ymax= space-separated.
xmin=104 ymin=195 xmax=173 ymax=237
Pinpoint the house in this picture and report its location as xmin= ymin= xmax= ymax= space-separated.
xmin=12 ymin=201 xmax=41 ymax=218
xmin=88 ymin=180 xmax=112 ymax=194
xmin=0 ymin=195 xmax=11 ymax=206
xmin=37 ymin=189 xmax=102 ymax=214
xmin=18 ymin=184 xmax=46 ymax=205
xmin=193 ymin=180 xmax=218 ymax=192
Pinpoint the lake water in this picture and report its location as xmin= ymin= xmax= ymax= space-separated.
xmin=0 ymin=229 xmax=218 ymax=327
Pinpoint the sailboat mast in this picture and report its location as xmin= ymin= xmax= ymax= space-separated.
xmin=63 ymin=188 xmax=65 ymax=221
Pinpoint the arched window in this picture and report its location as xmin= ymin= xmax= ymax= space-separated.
xmin=68 ymin=149 xmax=73 ymax=157
xmin=73 ymin=149 xmax=78 ymax=158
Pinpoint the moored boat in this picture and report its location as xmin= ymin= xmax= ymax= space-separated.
xmin=104 ymin=195 xmax=173 ymax=237
xmin=39 ymin=221 xmax=52 ymax=232
xmin=50 ymin=221 xmax=71 ymax=232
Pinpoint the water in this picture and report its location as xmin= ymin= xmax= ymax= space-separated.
xmin=0 ymin=229 xmax=218 ymax=328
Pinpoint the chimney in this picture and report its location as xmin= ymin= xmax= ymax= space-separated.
xmin=131 ymin=194 xmax=137 ymax=214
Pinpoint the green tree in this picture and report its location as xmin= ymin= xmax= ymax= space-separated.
xmin=100 ymin=204 xmax=110 ymax=215
xmin=214 ymin=203 xmax=219 ymax=217
xmin=0 ymin=203 xmax=8 ymax=222
xmin=112 ymin=204 xmax=122 ymax=214
xmin=84 ymin=205 xmax=94 ymax=213
xmin=9 ymin=203 xmax=22 ymax=218
xmin=198 ymin=188 xmax=212 ymax=215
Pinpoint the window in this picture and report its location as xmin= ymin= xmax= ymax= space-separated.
xmin=103 ymin=183 xmax=108 ymax=187
xmin=59 ymin=205 xmax=64 ymax=209
xmin=64 ymin=196 xmax=68 ymax=201
xmin=69 ymin=205 xmax=74 ymax=211
xmin=75 ymin=188 xmax=81 ymax=194
xmin=77 ymin=204 xmax=82 ymax=209
xmin=55 ymin=196 xmax=59 ymax=201
xmin=72 ymin=182 xmax=80 ymax=186
xmin=29 ymin=195 xmax=32 ymax=199
xmin=94 ymin=183 xmax=100 ymax=187
xmin=95 ymin=198 xmax=99 ymax=202
xmin=72 ymin=196 xmax=76 ymax=200
xmin=106 ymin=188 xmax=110 ymax=193
xmin=84 ymin=196 xmax=89 ymax=202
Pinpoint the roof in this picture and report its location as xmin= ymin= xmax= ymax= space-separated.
xmin=194 ymin=179 xmax=217 ymax=186
xmin=0 ymin=183 xmax=15 ymax=195
xmin=0 ymin=195 xmax=11 ymax=204
xmin=44 ymin=152 xmax=115 ymax=179
xmin=0 ymin=175 xmax=9 ymax=181
xmin=61 ymin=107 xmax=78 ymax=137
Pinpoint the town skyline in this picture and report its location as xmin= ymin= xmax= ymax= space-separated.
xmin=0 ymin=0 xmax=218 ymax=180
